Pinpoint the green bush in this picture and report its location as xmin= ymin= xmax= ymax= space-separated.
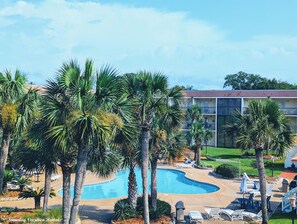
xmin=250 ymin=160 xmax=273 ymax=169
xmin=114 ymin=199 xmax=136 ymax=220
xmin=215 ymin=164 xmax=239 ymax=178
xmin=114 ymin=197 xmax=171 ymax=221
xmin=250 ymin=160 xmax=257 ymax=168
xmin=136 ymin=196 xmax=171 ymax=220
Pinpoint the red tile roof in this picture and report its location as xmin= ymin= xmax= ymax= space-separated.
xmin=183 ymin=90 xmax=297 ymax=98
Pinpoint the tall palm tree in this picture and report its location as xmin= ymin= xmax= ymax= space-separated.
xmin=115 ymin=123 xmax=140 ymax=208
xmin=149 ymin=87 xmax=184 ymax=211
xmin=228 ymin=99 xmax=293 ymax=224
xmin=44 ymin=61 xmax=124 ymax=223
xmin=187 ymin=105 xmax=205 ymax=165
xmin=202 ymin=128 xmax=213 ymax=155
xmin=0 ymin=70 xmax=37 ymax=194
xmin=123 ymin=72 xmax=168 ymax=223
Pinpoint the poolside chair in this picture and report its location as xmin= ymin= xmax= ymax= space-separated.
xmin=254 ymin=195 xmax=272 ymax=212
xmin=237 ymin=193 xmax=254 ymax=208
xmin=188 ymin=211 xmax=204 ymax=223
xmin=175 ymin=161 xmax=195 ymax=169
xmin=220 ymin=209 xmax=244 ymax=221
xmin=249 ymin=184 xmax=274 ymax=197
xmin=242 ymin=210 xmax=262 ymax=222
xmin=51 ymin=174 xmax=61 ymax=181
xmin=243 ymin=173 xmax=259 ymax=188
xmin=204 ymin=207 xmax=221 ymax=220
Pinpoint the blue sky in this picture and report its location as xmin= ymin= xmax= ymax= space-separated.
xmin=1 ymin=0 xmax=297 ymax=89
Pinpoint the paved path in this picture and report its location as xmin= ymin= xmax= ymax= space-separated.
xmin=279 ymin=169 xmax=297 ymax=180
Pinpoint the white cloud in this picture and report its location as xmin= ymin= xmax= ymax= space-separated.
xmin=0 ymin=0 xmax=297 ymax=88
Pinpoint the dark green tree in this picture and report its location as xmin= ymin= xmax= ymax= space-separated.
xmin=223 ymin=71 xmax=297 ymax=90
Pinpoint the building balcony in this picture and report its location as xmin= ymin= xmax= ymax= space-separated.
xmin=244 ymin=107 xmax=297 ymax=115
xmin=201 ymin=107 xmax=216 ymax=114
xmin=281 ymin=108 xmax=297 ymax=115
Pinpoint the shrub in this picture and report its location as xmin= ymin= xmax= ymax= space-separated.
xmin=250 ymin=160 xmax=257 ymax=168
xmin=114 ymin=199 xmax=136 ymax=220
xmin=215 ymin=164 xmax=239 ymax=178
xmin=136 ymin=196 xmax=171 ymax=220
xmin=251 ymin=160 xmax=273 ymax=169
xmin=114 ymin=197 xmax=171 ymax=221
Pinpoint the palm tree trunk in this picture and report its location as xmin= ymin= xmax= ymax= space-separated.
xmin=141 ymin=127 xmax=150 ymax=224
xmin=0 ymin=129 xmax=11 ymax=194
xmin=62 ymin=165 xmax=72 ymax=224
xmin=255 ymin=148 xmax=268 ymax=224
xmin=128 ymin=165 xmax=137 ymax=209
xmin=35 ymin=196 xmax=41 ymax=209
xmin=151 ymin=158 xmax=158 ymax=211
xmin=69 ymin=147 xmax=88 ymax=224
xmin=196 ymin=143 xmax=201 ymax=166
xmin=43 ymin=168 xmax=52 ymax=212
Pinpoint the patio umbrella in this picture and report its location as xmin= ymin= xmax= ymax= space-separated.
xmin=239 ymin=176 xmax=247 ymax=208
xmin=240 ymin=176 xmax=247 ymax=194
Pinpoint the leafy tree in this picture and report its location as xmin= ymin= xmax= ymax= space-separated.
xmin=149 ymin=86 xmax=184 ymax=211
xmin=19 ymin=187 xmax=56 ymax=209
xmin=186 ymin=105 xmax=205 ymax=165
xmin=227 ymin=99 xmax=293 ymax=224
xmin=44 ymin=60 xmax=124 ymax=224
xmin=0 ymin=70 xmax=38 ymax=194
xmin=14 ymin=177 xmax=31 ymax=192
xmin=202 ymin=128 xmax=213 ymax=155
xmin=223 ymin=71 xmax=297 ymax=90
xmin=123 ymin=71 xmax=169 ymax=224
xmin=2 ymin=171 xmax=16 ymax=192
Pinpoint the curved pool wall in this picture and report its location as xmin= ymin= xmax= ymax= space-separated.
xmin=58 ymin=168 xmax=220 ymax=200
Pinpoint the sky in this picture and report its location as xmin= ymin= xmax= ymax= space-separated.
xmin=1 ymin=0 xmax=297 ymax=89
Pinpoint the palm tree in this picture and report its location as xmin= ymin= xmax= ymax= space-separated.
xmin=2 ymin=171 xmax=16 ymax=192
xmin=19 ymin=187 xmax=56 ymax=209
xmin=228 ymin=99 xmax=293 ymax=224
xmin=0 ymin=70 xmax=37 ymax=194
xmin=15 ymin=177 xmax=31 ymax=192
xmin=115 ymin=123 xmax=140 ymax=208
xmin=149 ymin=87 xmax=184 ymax=211
xmin=123 ymin=72 xmax=168 ymax=223
xmin=202 ymin=128 xmax=213 ymax=155
xmin=44 ymin=61 xmax=124 ymax=223
xmin=186 ymin=105 xmax=205 ymax=165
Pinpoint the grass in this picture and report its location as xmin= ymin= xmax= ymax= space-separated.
xmin=269 ymin=212 xmax=295 ymax=224
xmin=200 ymin=147 xmax=284 ymax=177
xmin=23 ymin=207 xmax=62 ymax=220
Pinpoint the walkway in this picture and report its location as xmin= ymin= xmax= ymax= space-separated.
xmin=279 ymin=169 xmax=297 ymax=180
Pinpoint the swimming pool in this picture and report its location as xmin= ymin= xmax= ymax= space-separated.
xmin=58 ymin=168 xmax=219 ymax=200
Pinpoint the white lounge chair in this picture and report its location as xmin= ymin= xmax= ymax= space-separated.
xmin=7 ymin=183 xmax=20 ymax=190
xmin=175 ymin=161 xmax=195 ymax=169
xmin=188 ymin=211 xmax=203 ymax=223
xmin=51 ymin=174 xmax=61 ymax=181
xmin=220 ymin=209 xmax=244 ymax=221
xmin=242 ymin=210 xmax=262 ymax=221
xmin=249 ymin=184 xmax=274 ymax=197
xmin=204 ymin=207 xmax=221 ymax=220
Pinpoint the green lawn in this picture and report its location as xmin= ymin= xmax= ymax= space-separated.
xmin=269 ymin=212 xmax=295 ymax=224
xmin=200 ymin=147 xmax=284 ymax=177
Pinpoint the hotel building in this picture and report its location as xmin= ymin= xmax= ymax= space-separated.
xmin=182 ymin=90 xmax=297 ymax=148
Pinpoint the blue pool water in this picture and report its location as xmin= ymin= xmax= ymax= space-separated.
xmin=58 ymin=168 xmax=219 ymax=200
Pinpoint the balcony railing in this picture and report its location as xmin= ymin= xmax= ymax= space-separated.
xmin=244 ymin=107 xmax=297 ymax=115
xmin=183 ymin=122 xmax=215 ymax=130
xmin=201 ymin=107 xmax=216 ymax=114
xmin=281 ymin=108 xmax=297 ymax=115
